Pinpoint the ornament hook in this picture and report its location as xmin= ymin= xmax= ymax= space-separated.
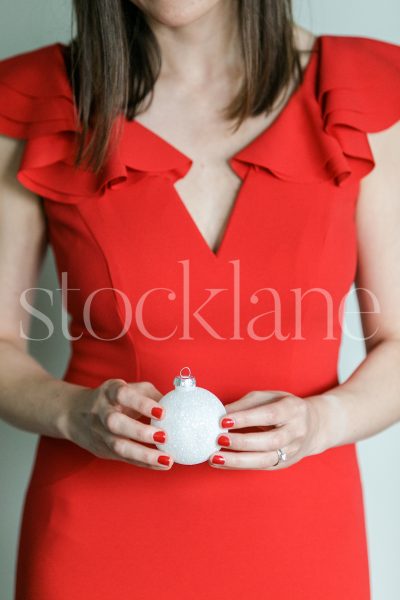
xmin=180 ymin=366 xmax=191 ymax=379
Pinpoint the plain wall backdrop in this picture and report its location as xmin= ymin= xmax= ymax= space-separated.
xmin=0 ymin=1 xmax=399 ymax=598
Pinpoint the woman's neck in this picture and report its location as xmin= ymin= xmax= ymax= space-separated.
xmin=145 ymin=1 xmax=241 ymax=84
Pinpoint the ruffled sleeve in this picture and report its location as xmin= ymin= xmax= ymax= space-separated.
xmin=0 ymin=43 xmax=84 ymax=202
xmin=317 ymin=34 xmax=400 ymax=186
xmin=0 ymin=43 xmax=192 ymax=203
xmin=229 ymin=34 xmax=400 ymax=187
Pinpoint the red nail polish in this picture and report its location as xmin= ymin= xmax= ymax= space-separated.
xmin=153 ymin=430 xmax=166 ymax=443
xmin=151 ymin=407 xmax=163 ymax=419
xmin=217 ymin=435 xmax=230 ymax=447
xmin=221 ymin=417 xmax=234 ymax=428
xmin=158 ymin=455 xmax=170 ymax=466
xmin=212 ymin=455 xmax=225 ymax=465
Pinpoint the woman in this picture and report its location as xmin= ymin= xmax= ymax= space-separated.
xmin=0 ymin=1 xmax=399 ymax=598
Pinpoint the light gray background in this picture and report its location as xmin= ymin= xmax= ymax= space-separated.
xmin=0 ymin=1 xmax=399 ymax=599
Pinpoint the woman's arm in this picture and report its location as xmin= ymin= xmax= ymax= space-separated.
xmin=313 ymin=119 xmax=400 ymax=451
xmin=0 ymin=134 xmax=90 ymax=438
xmin=0 ymin=134 xmax=173 ymax=469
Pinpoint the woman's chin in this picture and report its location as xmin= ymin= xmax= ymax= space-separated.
xmin=130 ymin=0 xmax=223 ymax=28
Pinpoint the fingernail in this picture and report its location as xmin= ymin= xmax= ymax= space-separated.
xmin=221 ymin=417 xmax=234 ymax=428
xmin=151 ymin=407 xmax=163 ymax=419
xmin=217 ymin=435 xmax=230 ymax=447
xmin=158 ymin=455 xmax=171 ymax=466
xmin=211 ymin=455 xmax=225 ymax=465
xmin=153 ymin=430 xmax=166 ymax=443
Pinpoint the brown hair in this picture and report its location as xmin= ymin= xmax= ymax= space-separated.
xmin=68 ymin=0 xmax=305 ymax=174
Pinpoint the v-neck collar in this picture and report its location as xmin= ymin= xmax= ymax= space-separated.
xmin=118 ymin=35 xmax=321 ymax=260
xmin=56 ymin=36 xmax=321 ymax=260
xmin=121 ymin=34 xmax=321 ymax=180
xmin=14 ymin=34 xmax=395 ymax=209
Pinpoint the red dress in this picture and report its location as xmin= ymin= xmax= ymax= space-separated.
xmin=1 ymin=33 xmax=400 ymax=600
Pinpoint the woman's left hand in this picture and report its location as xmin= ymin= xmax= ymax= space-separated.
xmin=208 ymin=390 xmax=329 ymax=470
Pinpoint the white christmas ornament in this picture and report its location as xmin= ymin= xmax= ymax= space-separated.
xmin=150 ymin=367 xmax=227 ymax=465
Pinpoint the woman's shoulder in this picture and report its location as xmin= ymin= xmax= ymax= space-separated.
xmin=318 ymin=31 xmax=400 ymax=76
xmin=0 ymin=41 xmax=61 ymax=67
xmin=0 ymin=42 xmax=74 ymax=140
xmin=259 ymin=26 xmax=400 ymax=188
xmin=314 ymin=32 xmax=400 ymax=131
xmin=0 ymin=42 xmax=68 ymax=92
xmin=0 ymin=42 xmax=86 ymax=204
xmin=0 ymin=41 xmax=131 ymax=205
xmin=315 ymin=32 xmax=400 ymax=185
xmin=319 ymin=30 xmax=400 ymax=54
xmin=294 ymin=24 xmax=400 ymax=71
xmin=294 ymin=26 xmax=400 ymax=95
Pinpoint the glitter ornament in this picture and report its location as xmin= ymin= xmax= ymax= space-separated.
xmin=150 ymin=367 xmax=227 ymax=465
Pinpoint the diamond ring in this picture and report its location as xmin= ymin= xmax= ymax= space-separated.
xmin=273 ymin=447 xmax=287 ymax=466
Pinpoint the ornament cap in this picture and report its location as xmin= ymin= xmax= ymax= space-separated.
xmin=173 ymin=366 xmax=196 ymax=388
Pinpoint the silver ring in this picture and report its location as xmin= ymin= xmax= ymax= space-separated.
xmin=274 ymin=448 xmax=287 ymax=466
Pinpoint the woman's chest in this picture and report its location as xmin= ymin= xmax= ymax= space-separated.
xmin=43 ymin=170 xmax=360 ymax=341
xmin=133 ymin=110 xmax=285 ymax=256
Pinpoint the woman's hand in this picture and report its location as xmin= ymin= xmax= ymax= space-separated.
xmin=208 ymin=390 xmax=329 ymax=470
xmin=65 ymin=378 xmax=174 ymax=470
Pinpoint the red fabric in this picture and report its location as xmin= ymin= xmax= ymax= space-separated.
xmin=1 ymin=33 xmax=399 ymax=599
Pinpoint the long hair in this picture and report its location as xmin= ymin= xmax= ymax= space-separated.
xmin=67 ymin=0 xmax=304 ymax=174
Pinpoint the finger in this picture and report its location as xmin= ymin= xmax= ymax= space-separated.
xmin=101 ymin=410 xmax=167 ymax=446
xmin=107 ymin=450 xmax=170 ymax=471
xmin=217 ymin=424 xmax=294 ymax=453
xmin=134 ymin=380 xmax=164 ymax=402
xmin=265 ymin=441 xmax=301 ymax=470
xmin=88 ymin=422 xmax=169 ymax=470
xmin=103 ymin=434 xmax=173 ymax=469
xmin=209 ymin=441 xmax=299 ymax=470
xmin=223 ymin=390 xmax=290 ymax=413
xmin=103 ymin=379 xmax=128 ymax=408
xmin=106 ymin=382 xmax=166 ymax=420
xmin=221 ymin=395 xmax=300 ymax=429
xmin=94 ymin=438 xmax=162 ymax=469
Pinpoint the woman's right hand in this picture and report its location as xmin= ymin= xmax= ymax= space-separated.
xmin=65 ymin=378 xmax=173 ymax=470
